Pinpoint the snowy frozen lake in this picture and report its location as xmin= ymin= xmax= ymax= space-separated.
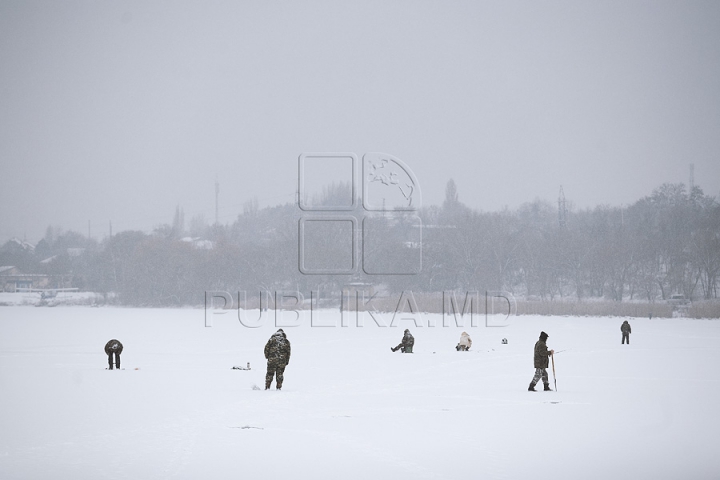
xmin=1 ymin=307 xmax=719 ymax=479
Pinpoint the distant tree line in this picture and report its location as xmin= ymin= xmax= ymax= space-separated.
xmin=421 ymin=181 xmax=719 ymax=303
xmin=1 ymin=182 xmax=718 ymax=306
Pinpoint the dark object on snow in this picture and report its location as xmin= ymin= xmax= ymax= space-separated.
xmin=528 ymin=332 xmax=554 ymax=392
xmin=104 ymin=339 xmax=123 ymax=370
xmin=264 ymin=329 xmax=291 ymax=390
xmin=621 ymin=320 xmax=632 ymax=345
xmin=391 ymin=329 xmax=414 ymax=353
xmin=502 ymin=338 xmax=508 ymax=344
xmin=529 ymin=383 xmax=554 ymax=392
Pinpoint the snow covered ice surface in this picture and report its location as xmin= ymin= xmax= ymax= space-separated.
xmin=1 ymin=307 xmax=719 ymax=479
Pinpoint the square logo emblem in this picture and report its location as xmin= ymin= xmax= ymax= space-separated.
xmin=298 ymin=152 xmax=422 ymax=275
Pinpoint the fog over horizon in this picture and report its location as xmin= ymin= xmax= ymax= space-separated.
xmin=1 ymin=1 xmax=719 ymax=244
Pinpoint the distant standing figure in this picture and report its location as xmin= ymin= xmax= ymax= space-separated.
xmin=528 ymin=331 xmax=554 ymax=391
xmin=391 ymin=329 xmax=414 ymax=353
xmin=621 ymin=320 xmax=632 ymax=344
xmin=104 ymin=339 xmax=123 ymax=370
xmin=456 ymin=331 xmax=472 ymax=351
xmin=264 ymin=329 xmax=291 ymax=390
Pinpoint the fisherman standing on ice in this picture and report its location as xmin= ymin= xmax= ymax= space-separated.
xmin=391 ymin=329 xmax=414 ymax=353
xmin=621 ymin=320 xmax=632 ymax=344
xmin=264 ymin=329 xmax=291 ymax=390
xmin=528 ymin=331 xmax=554 ymax=391
xmin=104 ymin=339 xmax=123 ymax=370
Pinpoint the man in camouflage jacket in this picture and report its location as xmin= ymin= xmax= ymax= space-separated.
xmin=104 ymin=339 xmax=123 ymax=370
xmin=391 ymin=329 xmax=414 ymax=353
xmin=264 ymin=329 xmax=291 ymax=390
xmin=621 ymin=320 xmax=631 ymax=344
xmin=528 ymin=331 xmax=554 ymax=391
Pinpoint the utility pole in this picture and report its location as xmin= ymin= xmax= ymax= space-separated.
xmin=689 ymin=163 xmax=695 ymax=193
xmin=215 ymin=178 xmax=220 ymax=226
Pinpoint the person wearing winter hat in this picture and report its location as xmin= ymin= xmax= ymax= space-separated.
xmin=104 ymin=339 xmax=123 ymax=370
xmin=391 ymin=329 xmax=414 ymax=353
xmin=621 ymin=320 xmax=632 ymax=344
xmin=456 ymin=331 xmax=472 ymax=351
xmin=264 ymin=329 xmax=291 ymax=390
xmin=528 ymin=331 xmax=554 ymax=391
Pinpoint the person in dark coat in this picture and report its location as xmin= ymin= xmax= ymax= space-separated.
xmin=104 ymin=339 xmax=123 ymax=370
xmin=621 ymin=320 xmax=632 ymax=344
xmin=528 ymin=331 xmax=554 ymax=391
xmin=391 ymin=329 xmax=414 ymax=353
xmin=264 ymin=329 xmax=291 ymax=390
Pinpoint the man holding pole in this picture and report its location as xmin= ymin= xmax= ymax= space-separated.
xmin=528 ymin=331 xmax=554 ymax=392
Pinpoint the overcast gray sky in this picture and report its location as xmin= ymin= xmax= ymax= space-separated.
xmin=1 ymin=0 xmax=719 ymax=244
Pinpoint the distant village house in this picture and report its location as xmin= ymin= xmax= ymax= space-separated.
xmin=0 ymin=266 xmax=71 ymax=292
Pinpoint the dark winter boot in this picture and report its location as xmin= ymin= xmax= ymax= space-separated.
xmin=265 ymin=382 xmax=271 ymax=390
xmin=276 ymin=384 xmax=282 ymax=390
xmin=390 ymin=347 xmax=397 ymax=352
xmin=528 ymin=383 xmax=536 ymax=392
xmin=544 ymin=383 xmax=552 ymax=391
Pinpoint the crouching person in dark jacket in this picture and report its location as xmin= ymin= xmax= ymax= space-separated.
xmin=391 ymin=329 xmax=414 ymax=353
xmin=264 ymin=329 xmax=291 ymax=390
xmin=528 ymin=331 xmax=554 ymax=391
xmin=104 ymin=339 xmax=123 ymax=370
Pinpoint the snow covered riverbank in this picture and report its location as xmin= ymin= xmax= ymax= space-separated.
xmin=1 ymin=307 xmax=718 ymax=479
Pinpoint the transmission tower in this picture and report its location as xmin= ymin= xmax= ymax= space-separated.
xmin=558 ymin=186 xmax=567 ymax=228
